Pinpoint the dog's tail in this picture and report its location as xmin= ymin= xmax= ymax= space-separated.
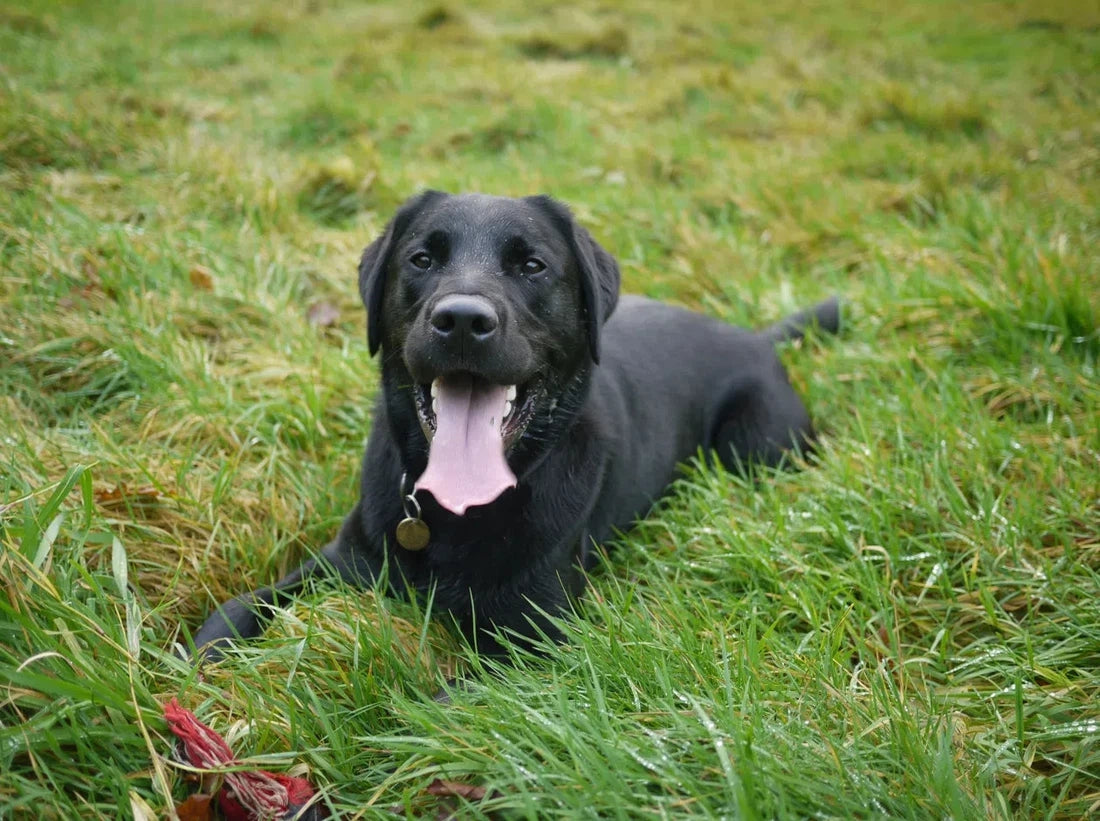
xmin=763 ymin=296 xmax=841 ymax=343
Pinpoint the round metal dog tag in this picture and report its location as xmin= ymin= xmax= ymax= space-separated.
xmin=396 ymin=516 xmax=430 ymax=551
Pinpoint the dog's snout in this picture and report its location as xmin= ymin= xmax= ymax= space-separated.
xmin=430 ymin=295 xmax=499 ymax=342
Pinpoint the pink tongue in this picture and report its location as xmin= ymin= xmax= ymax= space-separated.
xmin=414 ymin=375 xmax=517 ymax=515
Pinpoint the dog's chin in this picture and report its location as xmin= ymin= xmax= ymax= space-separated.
xmin=413 ymin=374 xmax=543 ymax=452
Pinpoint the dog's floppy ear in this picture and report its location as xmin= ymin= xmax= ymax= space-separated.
xmin=359 ymin=190 xmax=446 ymax=356
xmin=527 ymin=196 xmax=620 ymax=364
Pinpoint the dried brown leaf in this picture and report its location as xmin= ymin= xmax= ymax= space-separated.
xmin=189 ymin=265 xmax=214 ymax=291
xmin=175 ymin=794 xmax=214 ymax=821
xmin=94 ymin=483 xmax=162 ymax=509
xmin=426 ymin=778 xmax=488 ymax=801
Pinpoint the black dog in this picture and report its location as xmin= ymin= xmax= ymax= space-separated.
xmin=193 ymin=191 xmax=838 ymax=658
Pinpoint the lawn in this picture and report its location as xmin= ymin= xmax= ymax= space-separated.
xmin=1 ymin=0 xmax=1097 ymax=817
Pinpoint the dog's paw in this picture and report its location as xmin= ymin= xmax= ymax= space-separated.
xmin=189 ymin=596 xmax=265 ymax=661
xmin=432 ymin=677 xmax=481 ymax=704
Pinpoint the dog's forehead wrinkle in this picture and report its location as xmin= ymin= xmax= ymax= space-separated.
xmin=448 ymin=241 xmax=498 ymax=274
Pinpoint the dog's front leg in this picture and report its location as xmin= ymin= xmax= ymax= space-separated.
xmin=457 ymin=566 xmax=582 ymax=660
xmin=190 ymin=505 xmax=379 ymax=659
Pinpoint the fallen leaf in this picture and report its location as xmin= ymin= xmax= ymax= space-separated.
xmin=94 ymin=483 xmax=162 ymax=509
xmin=426 ymin=779 xmax=488 ymax=801
xmin=307 ymin=300 xmax=341 ymax=328
xmin=189 ymin=265 xmax=214 ymax=291
xmin=175 ymin=794 xmax=214 ymax=821
xmin=58 ymin=262 xmax=104 ymax=309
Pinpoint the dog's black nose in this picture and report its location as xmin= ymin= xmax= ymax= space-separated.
xmin=430 ymin=295 xmax=499 ymax=341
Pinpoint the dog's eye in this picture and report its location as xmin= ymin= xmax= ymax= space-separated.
xmin=521 ymin=258 xmax=546 ymax=275
xmin=409 ymin=252 xmax=432 ymax=270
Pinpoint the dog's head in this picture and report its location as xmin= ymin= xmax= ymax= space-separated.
xmin=358 ymin=191 xmax=620 ymax=514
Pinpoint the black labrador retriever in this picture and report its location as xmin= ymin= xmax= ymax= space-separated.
xmin=193 ymin=191 xmax=839 ymax=659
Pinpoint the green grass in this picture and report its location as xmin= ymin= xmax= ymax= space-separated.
xmin=1 ymin=0 xmax=1097 ymax=817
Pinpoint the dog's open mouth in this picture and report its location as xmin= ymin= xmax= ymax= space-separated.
xmin=414 ymin=375 xmax=538 ymax=448
xmin=412 ymin=374 xmax=539 ymax=515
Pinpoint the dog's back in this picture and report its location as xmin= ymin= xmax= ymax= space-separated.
xmin=581 ymin=295 xmax=838 ymax=543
